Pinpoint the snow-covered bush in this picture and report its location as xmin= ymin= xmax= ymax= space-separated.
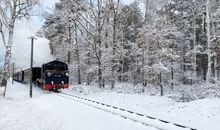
xmin=169 ymin=83 xmax=220 ymax=102
xmin=113 ymin=83 xmax=144 ymax=94
xmin=71 ymin=83 xmax=103 ymax=95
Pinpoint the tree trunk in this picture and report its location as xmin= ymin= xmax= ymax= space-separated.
xmin=206 ymin=0 xmax=212 ymax=83
xmin=111 ymin=5 xmax=117 ymax=90
xmin=144 ymin=0 xmax=149 ymax=24
xmin=193 ymin=1 xmax=197 ymax=83
xmin=75 ymin=23 xmax=81 ymax=84
xmin=171 ymin=41 xmax=174 ymax=89
xmin=3 ymin=28 xmax=14 ymax=97
xmin=171 ymin=61 xmax=174 ymax=88
xmin=142 ymin=48 xmax=146 ymax=88
xmin=86 ymin=14 xmax=91 ymax=85
xmin=98 ymin=57 xmax=102 ymax=88
xmin=214 ymin=57 xmax=218 ymax=81
xmin=95 ymin=34 xmax=102 ymax=88
xmin=158 ymin=72 xmax=163 ymax=96
xmin=97 ymin=0 xmax=103 ymax=88
xmin=87 ymin=52 xmax=90 ymax=85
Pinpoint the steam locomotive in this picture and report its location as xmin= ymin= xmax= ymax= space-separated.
xmin=13 ymin=60 xmax=69 ymax=90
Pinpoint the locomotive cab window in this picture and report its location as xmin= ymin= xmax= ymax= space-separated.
xmin=45 ymin=63 xmax=68 ymax=70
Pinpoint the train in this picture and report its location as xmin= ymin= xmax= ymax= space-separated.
xmin=13 ymin=60 xmax=69 ymax=91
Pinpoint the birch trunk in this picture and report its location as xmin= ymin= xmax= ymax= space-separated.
xmin=3 ymin=29 xmax=14 ymax=97
xmin=3 ymin=8 xmax=16 ymax=97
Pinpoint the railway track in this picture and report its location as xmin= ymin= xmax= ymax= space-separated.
xmin=53 ymin=91 xmax=197 ymax=130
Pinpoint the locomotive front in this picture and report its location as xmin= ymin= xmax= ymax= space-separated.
xmin=42 ymin=61 xmax=69 ymax=90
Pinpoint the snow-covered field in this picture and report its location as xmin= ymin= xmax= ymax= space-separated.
xmin=0 ymin=81 xmax=220 ymax=130
xmin=68 ymin=85 xmax=220 ymax=130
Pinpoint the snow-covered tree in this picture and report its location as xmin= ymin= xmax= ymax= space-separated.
xmin=42 ymin=0 xmax=220 ymax=97
xmin=117 ymin=2 xmax=143 ymax=84
xmin=0 ymin=0 xmax=38 ymax=97
xmin=44 ymin=0 xmax=87 ymax=85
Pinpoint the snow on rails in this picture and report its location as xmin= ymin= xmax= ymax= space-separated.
xmin=54 ymin=92 xmax=197 ymax=130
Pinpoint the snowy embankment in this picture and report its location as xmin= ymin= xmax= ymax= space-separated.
xmin=0 ymin=82 xmax=220 ymax=130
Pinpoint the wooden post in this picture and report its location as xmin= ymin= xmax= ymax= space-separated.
xmin=12 ymin=62 xmax=14 ymax=84
xmin=28 ymin=36 xmax=35 ymax=98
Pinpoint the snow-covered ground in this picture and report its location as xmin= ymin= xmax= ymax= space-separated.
xmin=0 ymin=81 xmax=220 ymax=130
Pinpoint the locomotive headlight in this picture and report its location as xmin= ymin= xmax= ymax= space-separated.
xmin=65 ymin=72 xmax=69 ymax=77
xmin=47 ymin=72 xmax=52 ymax=76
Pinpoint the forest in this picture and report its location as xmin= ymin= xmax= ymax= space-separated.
xmin=1 ymin=0 xmax=220 ymax=99
xmin=41 ymin=0 xmax=220 ymax=98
